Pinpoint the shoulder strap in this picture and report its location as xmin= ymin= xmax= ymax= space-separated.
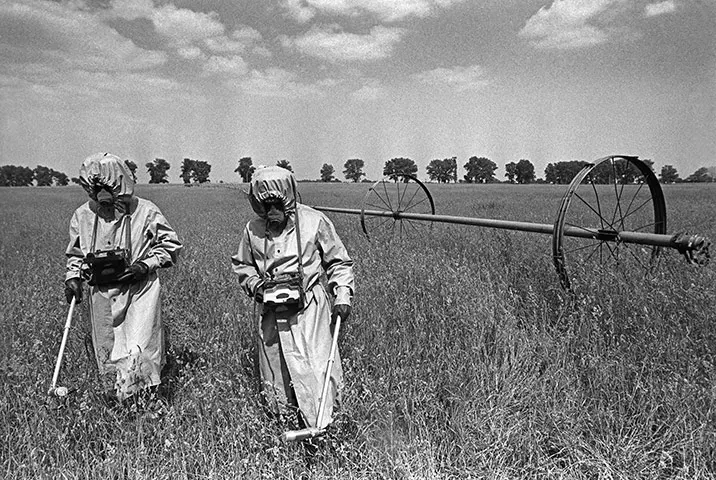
xmin=90 ymin=212 xmax=99 ymax=253
xmin=291 ymin=177 xmax=306 ymax=283
xmin=122 ymin=213 xmax=132 ymax=259
xmin=89 ymin=209 xmax=132 ymax=257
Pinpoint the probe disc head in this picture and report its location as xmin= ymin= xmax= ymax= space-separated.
xmin=55 ymin=387 xmax=68 ymax=397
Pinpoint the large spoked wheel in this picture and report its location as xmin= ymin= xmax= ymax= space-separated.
xmin=360 ymin=174 xmax=436 ymax=240
xmin=552 ymin=155 xmax=667 ymax=291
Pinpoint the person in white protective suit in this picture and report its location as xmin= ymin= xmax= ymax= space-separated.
xmin=232 ymin=166 xmax=355 ymax=431
xmin=64 ymin=153 xmax=183 ymax=402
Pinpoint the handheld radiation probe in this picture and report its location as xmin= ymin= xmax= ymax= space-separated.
xmin=282 ymin=314 xmax=342 ymax=442
xmin=49 ymin=296 xmax=76 ymax=397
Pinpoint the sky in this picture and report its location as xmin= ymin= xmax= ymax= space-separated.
xmin=0 ymin=0 xmax=714 ymax=183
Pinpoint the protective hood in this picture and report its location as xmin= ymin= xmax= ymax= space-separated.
xmin=79 ymin=152 xmax=134 ymax=201
xmin=249 ymin=166 xmax=297 ymax=218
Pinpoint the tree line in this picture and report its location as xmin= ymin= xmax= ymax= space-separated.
xmin=235 ymin=156 xmax=716 ymax=185
xmin=0 ymin=165 xmax=69 ymax=186
xmin=1 ymin=156 xmax=713 ymax=186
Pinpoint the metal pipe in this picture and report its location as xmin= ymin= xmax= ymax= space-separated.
xmin=313 ymin=206 xmax=700 ymax=251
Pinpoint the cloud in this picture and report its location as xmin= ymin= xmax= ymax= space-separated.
xmin=282 ymin=25 xmax=404 ymax=62
xmin=204 ymin=27 xmax=263 ymax=54
xmin=109 ymin=0 xmax=226 ymax=48
xmin=644 ymin=1 xmax=676 ymax=17
xmin=412 ymin=65 xmax=489 ymax=91
xmin=237 ymin=68 xmax=325 ymax=98
xmin=350 ymin=78 xmax=387 ymax=101
xmin=519 ymin=0 xmax=620 ymax=49
xmin=203 ymin=55 xmax=249 ymax=76
xmin=150 ymin=4 xmax=225 ymax=47
xmin=177 ymin=46 xmax=204 ymax=60
xmin=282 ymin=0 xmax=467 ymax=22
xmin=0 ymin=0 xmax=166 ymax=72
xmin=108 ymin=2 xmax=271 ymax=66
xmin=2 ymin=67 xmax=189 ymax=113
xmin=205 ymin=36 xmax=247 ymax=54
xmin=282 ymin=0 xmax=316 ymax=23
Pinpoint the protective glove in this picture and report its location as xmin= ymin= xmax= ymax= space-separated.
xmin=331 ymin=304 xmax=351 ymax=334
xmin=65 ymin=278 xmax=83 ymax=304
xmin=116 ymin=261 xmax=149 ymax=284
xmin=254 ymin=285 xmax=264 ymax=303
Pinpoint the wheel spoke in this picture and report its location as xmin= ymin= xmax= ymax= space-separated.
xmin=574 ymin=192 xmax=617 ymax=230
xmin=361 ymin=174 xmax=434 ymax=241
xmin=602 ymin=239 xmax=620 ymax=263
xmin=619 ymin=197 xmax=652 ymax=224
xmin=565 ymin=222 xmax=601 ymax=237
xmin=368 ymin=215 xmax=394 ymax=232
xmin=565 ymin=240 xmax=603 ymax=256
xmin=402 ymin=186 xmax=422 ymax=211
xmin=612 ymin=176 xmax=627 ymax=231
xmin=583 ymin=242 xmax=602 ymax=264
xmin=404 ymin=219 xmax=429 ymax=235
xmin=365 ymin=202 xmax=391 ymax=212
xmin=395 ymin=180 xmax=402 ymax=211
xmin=589 ymin=177 xmax=606 ymax=230
xmin=404 ymin=195 xmax=430 ymax=212
xmin=621 ymin=242 xmax=650 ymax=270
xmin=371 ymin=187 xmax=393 ymax=211
xmin=381 ymin=181 xmax=394 ymax=212
xmin=631 ymin=220 xmax=659 ymax=232
xmin=554 ymin=156 xmax=665 ymax=291
xmin=621 ymin=182 xmax=645 ymax=223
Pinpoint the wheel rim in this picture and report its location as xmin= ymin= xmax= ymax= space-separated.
xmin=360 ymin=174 xmax=436 ymax=241
xmin=552 ymin=155 xmax=667 ymax=291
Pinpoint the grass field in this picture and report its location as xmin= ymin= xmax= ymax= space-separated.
xmin=1 ymin=182 xmax=715 ymax=479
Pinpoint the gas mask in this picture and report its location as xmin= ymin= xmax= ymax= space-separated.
xmin=264 ymin=198 xmax=286 ymax=228
xmin=94 ymin=185 xmax=127 ymax=216
xmin=96 ymin=187 xmax=114 ymax=207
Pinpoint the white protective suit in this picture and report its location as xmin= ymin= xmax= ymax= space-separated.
xmin=232 ymin=166 xmax=355 ymax=428
xmin=65 ymin=153 xmax=182 ymax=400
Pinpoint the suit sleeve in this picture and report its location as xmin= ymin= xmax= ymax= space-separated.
xmin=231 ymin=225 xmax=263 ymax=298
xmin=140 ymin=207 xmax=183 ymax=272
xmin=65 ymin=210 xmax=84 ymax=281
xmin=317 ymin=214 xmax=354 ymax=305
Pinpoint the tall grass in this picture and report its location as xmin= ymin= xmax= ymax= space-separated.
xmin=1 ymin=182 xmax=714 ymax=479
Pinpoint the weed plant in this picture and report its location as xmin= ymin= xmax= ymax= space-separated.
xmin=0 ymin=182 xmax=714 ymax=479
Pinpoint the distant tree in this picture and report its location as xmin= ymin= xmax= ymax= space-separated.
xmin=180 ymin=158 xmax=195 ymax=184
xmin=276 ymin=159 xmax=293 ymax=172
xmin=320 ymin=163 xmax=335 ymax=182
xmin=544 ymin=161 xmax=590 ymax=184
xmin=504 ymin=162 xmax=517 ymax=183
xmin=544 ymin=163 xmax=558 ymax=184
xmin=234 ymin=157 xmax=255 ymax=182
xmin=0 ymin=165 xmax=34 ymax=186
xmin=426 ymin=157 xmax=457 ymax=183
xmin=343 ymin=158 xmax=365 ymax=183
xmin=71 ymin=177 xmax=81 ymax=185
xmin=686 ymin=167 xmax=714 ymax=183
xmin=191 ymin=160 xmax=212 ymax=183
xmin=33 ymin=165 xmax=55 ymax=186
xmin=515 ymin=159 xmax=535 ymax=184
xmin=659 ymin=165 xmax=680 ymax=184
xmin=383 ymin=157 xmax=418 ymax=182
xmin=146 ymin=158 xmax=171 ymax=184
xmin=590 ymin=158 xmax=655 ymax=184
xmin=464 ymin=156 xmax=497 ymax=183
xmin=124 ymin=160 xmax=138 ymax=181
xmin=53 ymin=171 xmax=69 ymax=186
xmin=31 ymin=165 xmax=70 ymax=186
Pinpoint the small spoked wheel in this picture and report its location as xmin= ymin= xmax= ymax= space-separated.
xmin=360 ymin=174 xmax=436 ymax=240
xmin=552 ymin=155 xmax=667 ymax=291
